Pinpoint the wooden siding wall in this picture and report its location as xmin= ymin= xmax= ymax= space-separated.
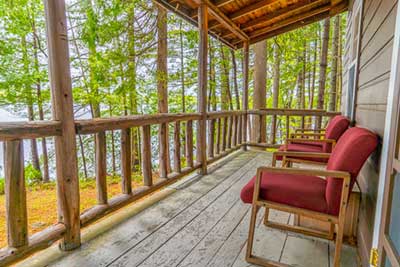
xmin=342 ymin=0 xmax=398 ymax=265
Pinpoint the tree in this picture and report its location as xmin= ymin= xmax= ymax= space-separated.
xmin=271 ymin=38 xmax=280 ymax=143
xmin=316 ymin=18 xmax=330 ymax=128
xmin=252 ymin=40 xmax=267 ymax=143
xmin=329 ymin=15 xmax=340 ymax=112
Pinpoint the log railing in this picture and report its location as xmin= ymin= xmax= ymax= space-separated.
xmin=0 ymin=108 xmax=339 ymax=265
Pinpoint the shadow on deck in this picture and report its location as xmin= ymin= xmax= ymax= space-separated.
xmin=16 ymin=151 xmax=358 ymax=267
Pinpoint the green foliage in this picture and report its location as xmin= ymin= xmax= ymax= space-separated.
xmin=24 ymin=164 xmax=43 ymax=185
xmin=0 ymin=179 xmax=4 ymax=195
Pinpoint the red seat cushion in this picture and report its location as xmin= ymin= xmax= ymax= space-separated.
xmin=276 ymin=143 xmax=327 ymax=163
xmin=240 ymin=172 xmax=328 ymax=214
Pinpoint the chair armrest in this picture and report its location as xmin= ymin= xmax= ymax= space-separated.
xmin=286 ymin=138 xmax=336 ymax=148
xmin=289 ymin=133 xmax=325 ymax=139
xmin=272 ymin=151 xmax=331 ymax=166
xmin=295 ymin=128 xmax=326 ymax=133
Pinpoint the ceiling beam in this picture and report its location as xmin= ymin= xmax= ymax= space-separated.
xmin=204 ymin=0 xmax=249 ymax=41
xmin=214 ymin=0 xmax=235 ymax=7
xmin=154 ymin=0 xmax=237 ymax=49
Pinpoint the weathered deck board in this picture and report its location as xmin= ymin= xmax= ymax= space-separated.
xmin=42 ymin=151 xmax=359 ymax=267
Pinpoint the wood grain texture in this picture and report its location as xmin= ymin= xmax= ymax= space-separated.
xmin=4 ymin=140 xmax=28 ymax=248
xmin=44 ymin=0 xmax=81 ymax=250
xmin=141 ymin=125 xmax=153 ymax=186
xmin=121 ymin=128 xmax=132 ymax=194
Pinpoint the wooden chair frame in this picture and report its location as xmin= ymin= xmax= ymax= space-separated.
xmin=246 ymin=166 xmax=351 ymax=267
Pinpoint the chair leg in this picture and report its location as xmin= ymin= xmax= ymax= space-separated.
xmin=333 ymin=219 xmax=345 ymax=267
xmin=246 ymin=204 xmax=259 ymax=261
xmin=263 ymin=208 xmax=269 ymax=225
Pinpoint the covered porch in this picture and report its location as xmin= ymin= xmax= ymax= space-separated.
xmin=0 ymin=0 xmax=351 ymax=266
xmin=15 ymin=151 xmax=358 ymax=267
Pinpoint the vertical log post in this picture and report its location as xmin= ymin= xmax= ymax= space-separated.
xmin=216 ymin=118 xmax=221 ymax=154
xmin=272 ymin=115 xmax=277 ymax=144
xmin=121 ymin=128 xmax=132 ymax=194
xmin=4 ymin=140 xmax=28 ymax=248
xmin=44 ymin=0 xmax=81 ymax=250
xmin=208 ymin=119 xmax=215 ymax=158
xmin=286 ymin=115 xmax=290 ymax=140
xmin=185 ymin=120 xmax=194 ymax=168
xmin=173 ymin=121 xmax=181 ymax=173
xmin=232 ymin=116 xmax=237 ymax=147
xmin=197 ymin=2 xmax=208 ymax=174
xmin=95 ymin=132 xmax=107 ymax=204
xmin=242 ymin=41 xmax=249 ymax=150
xmin=141 ymin=125 xmax=153 ymax=186
xmin=222 ymin=117 xmax=227 ymax=151
xmin=227 ymin=116 xmax=232 ymax=149
xmin=238 ymin=115 xmax=242 ymax=145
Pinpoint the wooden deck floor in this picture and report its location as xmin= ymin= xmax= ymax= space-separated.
xmin=28 ymin=151 xmax=358 ymax=267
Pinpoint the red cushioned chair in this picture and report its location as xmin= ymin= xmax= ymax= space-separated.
xmin=241 ymin=127 xmax=378 ymax=267
xmin=276 ymin=115 xmax=350 ymax=166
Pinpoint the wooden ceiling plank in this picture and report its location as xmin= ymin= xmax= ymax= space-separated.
xmin=221 ymin=0 xmax=327 ymax=39
xmin=241 ymin=0 xmax=327 ymax=31
xmin=234 ymin=0 xmax=348 ymax=47
xmin=214 ymin=0 xmax=236 ymax=7
xmin=229 ymin=0 xmax=280 ymax=21
xmin=248 ymin=6 xmax=332 ymax=39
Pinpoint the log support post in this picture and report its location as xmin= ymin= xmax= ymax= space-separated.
xmin=185 ymin=120 xmax=194 ymax=168
xmin=242 ymin=41 xmax=249 ymax=150
xmin=96 ymin=132 xmax=107 ymax=204
xmin=44 ymin=0 xmax=81 ymax=250
xmin=197 ymin=2 xmax=208 ymax=174
xmin=4 ymin=140 xmax=28 ymax=248
xmin=141 ymin=125 xmax=153 ymax=186
xmin=173 ymin=121 xmax=181 ymax=173
xmin=121 ymin=128 xmax=132 ymax=194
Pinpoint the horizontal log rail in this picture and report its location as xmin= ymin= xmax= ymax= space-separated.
xmin=0 ymin=108 xmax=340 ymax=265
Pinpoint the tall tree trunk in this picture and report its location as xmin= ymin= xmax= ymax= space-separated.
xmin=22 ymin=35 xmax=42 ymax=180
xmin=316 ymin=18 xmax=330 ymax=128
xmin=79 ymin=135 xmax=88 ymax=179
xmin=180 ymin=20 xmax=186 ymax=113
xmin=231 ymin=50 xmax=240 ymax=110
xmin=337 ymin=17 xmax=343 ymax=110
xmin=252 ymin=40 xmax=267 ymax=143
xmin=209 ymin=41 xmax=217 ymax=111
xmin=271 ymin=38 xmax=280 ymax=143
xmin=329 ymin=15 xmax=340 ymax=111
xmin=180 ymin=20 xmax=186 ymax=157
xmin=127 ymin=3 xmax=139 ymax=171
xmin=157 ymin=6 xmax=170 ymax=176
xmin=32 ymin=18 xmax=49 ymax=182
xmin=219 ymin=44 xmax=233 ymax=111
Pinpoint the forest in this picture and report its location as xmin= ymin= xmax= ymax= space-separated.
xmin=0 ymin=0 xmax=346 ymax=248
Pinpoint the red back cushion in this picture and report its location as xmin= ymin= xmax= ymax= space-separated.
xmin=323 ymin=115 xmax=350 ymax=152
xmin=325 ymin=127 xmax=378 ymax=215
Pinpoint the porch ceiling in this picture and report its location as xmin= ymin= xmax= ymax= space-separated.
xmin=154 ymin=0 xmax=348 ymax=49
